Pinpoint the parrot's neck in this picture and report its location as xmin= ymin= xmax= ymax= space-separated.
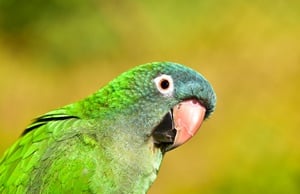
xmin=73 ymin=89 xmax=171 ymax=192
xmin=108 ymin=135 xmax=163 ymax=193
xmin=90 ymin=114 xmax=164 ymax=193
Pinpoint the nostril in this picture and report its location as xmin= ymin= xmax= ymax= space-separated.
xmin=191 ymin=99 xmax=198 ymax=104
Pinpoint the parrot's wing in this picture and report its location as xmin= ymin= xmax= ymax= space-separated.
xmin=0 ymin=112 xmax=105 ymax=193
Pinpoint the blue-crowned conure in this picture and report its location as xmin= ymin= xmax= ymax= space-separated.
xmin=0 ymin=62 xmax=216 ymax=193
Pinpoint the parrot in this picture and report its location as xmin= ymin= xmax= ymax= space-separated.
xmin=0 ymin=61 xmax=216 ymax=193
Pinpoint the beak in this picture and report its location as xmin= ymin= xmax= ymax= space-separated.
xmin=152 ymin=99 xmax=206 ymax=152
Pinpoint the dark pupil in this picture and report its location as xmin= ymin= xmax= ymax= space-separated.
xmin=160 ymin=79 xmax=169 ymax=89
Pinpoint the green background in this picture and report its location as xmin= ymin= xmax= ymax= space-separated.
xmin=0 ymin=1 xmax=299 ymax=193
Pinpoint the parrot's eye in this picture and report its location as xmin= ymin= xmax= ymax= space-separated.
xmin=154 ymin=74 xmax=174 ymax=97
xmin=160 ymin=79 xmax=169 ymax=89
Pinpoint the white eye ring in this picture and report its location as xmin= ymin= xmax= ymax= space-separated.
xmin=154 ymin=74 xmax=174 ymax=97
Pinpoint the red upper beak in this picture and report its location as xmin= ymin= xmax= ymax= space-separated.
xmin=171 ymin=99 xmax=206 ymax=149
xmin=151 ymin=98 xmax=206 ymax=152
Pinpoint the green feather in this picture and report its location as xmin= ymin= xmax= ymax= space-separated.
xmin=0 ymin=62 xmax=216 ymax=193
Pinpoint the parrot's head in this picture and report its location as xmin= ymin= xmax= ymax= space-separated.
xmin=94 ymin=62 xmax=216 ymax=153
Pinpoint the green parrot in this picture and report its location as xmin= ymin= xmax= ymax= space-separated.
xmin=0 ymin=62 xmax=216 ymax=193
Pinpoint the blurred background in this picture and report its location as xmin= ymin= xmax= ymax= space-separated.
xmin=0 ymin=0 xmax=299 ymax=193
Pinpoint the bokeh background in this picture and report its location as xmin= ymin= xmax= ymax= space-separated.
xmin=0 ymin=1 xmax=299 ymax=193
